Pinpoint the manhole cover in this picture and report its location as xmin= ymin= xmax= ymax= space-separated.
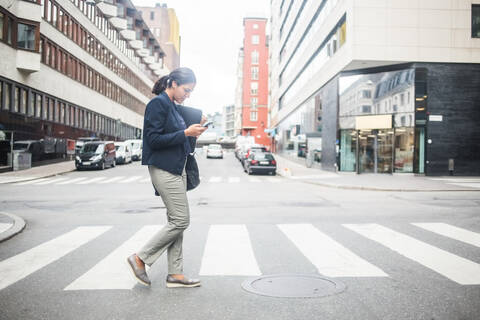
xmin=241 ymin=274 xmax=346 ymax=298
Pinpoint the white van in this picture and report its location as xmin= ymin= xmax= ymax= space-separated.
xmin=114 ymin=141 xmax=132 ymax=164
xmin=125 ymin=139 xmax=142 ymax=161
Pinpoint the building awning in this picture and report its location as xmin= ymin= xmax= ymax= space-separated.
xmin=242 ymin=126 xmax=257 ymax=130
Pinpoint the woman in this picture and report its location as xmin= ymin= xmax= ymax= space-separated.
xmin=127 ymin=67 xmax=206 ymax=288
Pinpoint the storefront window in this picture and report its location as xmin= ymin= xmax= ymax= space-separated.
xmin=17 ymin=23 xmax=36 ymax=50
xmin=340 ymin=130 xmax=356 ymax=171
xmin=0 ymin=12 xmax=4 ymax=41
xmin=394 ymin=128 xmax=414 ymax=173
xmin=472 ymin=5 xmax=480 ymax=38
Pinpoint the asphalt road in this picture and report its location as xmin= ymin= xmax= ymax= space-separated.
xmin=0 ymin=150 xmax=479 ymax=320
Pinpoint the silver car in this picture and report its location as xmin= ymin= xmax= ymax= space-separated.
xmin=206 ymin=144 xmax=223 ymax=159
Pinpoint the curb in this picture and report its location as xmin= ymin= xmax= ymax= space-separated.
xmin=0 ymin=212 xmax=26 ymax=243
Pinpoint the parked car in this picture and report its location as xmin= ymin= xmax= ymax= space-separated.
xmin=241 ymin=144 xmax=268 ymax=165
xmin=125 ymin=139 xmax=142 ymax=161
xmin=76 ymin=141 xmax=116 ymax=170
xmin=114 ymin=142 xmax=132 ymax=164
xmin=13 ymin=140 xmax=44 ymax=162
xmin=243 ymin=152 xmax=277 ymax=175
xmin=206 ymin=144 xmax=223 ymax=159
xmin=75 ymin=137 xmax=100 ymax=154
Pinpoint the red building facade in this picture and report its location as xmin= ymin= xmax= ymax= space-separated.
xmin=241 ymin=18 xmax=270 ymax=148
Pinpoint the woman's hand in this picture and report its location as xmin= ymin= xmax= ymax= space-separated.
xmin=200 ymin=115 xmax=207 ymax=126
xmin=184 ymin=124 xmax=207 ymax=137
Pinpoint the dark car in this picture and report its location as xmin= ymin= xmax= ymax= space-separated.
xmin=243 ymin=152 xmax=277 ymax=175
xmin=75 ymin=141 xmax=116 ymax=170
xmin=241 ymin=145 xmax=268 ymax=165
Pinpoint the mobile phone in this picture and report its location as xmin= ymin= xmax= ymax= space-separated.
xmin=202 ymin=121 xmax=213 ymax=128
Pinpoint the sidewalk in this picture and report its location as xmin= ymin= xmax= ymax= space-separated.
xmin=0 ymin=160 xmax=76 ymax=184
xmin=274 ymin=153 xmax=480 ymax=192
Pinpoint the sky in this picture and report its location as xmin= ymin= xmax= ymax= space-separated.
xmin=132 ymin=0 xmax=270 ymax=116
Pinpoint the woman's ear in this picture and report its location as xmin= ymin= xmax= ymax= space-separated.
xmin=171 ymin=80 xmax=178 ymax=89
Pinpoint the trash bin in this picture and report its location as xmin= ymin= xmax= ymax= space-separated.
xmin=13 ymin=151 xmax=32 ymax=171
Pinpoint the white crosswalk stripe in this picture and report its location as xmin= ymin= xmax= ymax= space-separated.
xmin=447 ymin=182 xmax=480 ymax=189
xmin=36 ymin=177 xmax=69 ymax=185
xmin=16 ymin=178 xmax=52 ymax=185
xmin=77 ymin=177 xmax=107 ymax=185
xmin=209 ymin=176 xmax=222 ymax=183
xmin=228 ymin=177 xmax=240 ymax=183
xmin=98 ymin=176 xmax=125 ymax=184
xmin=278 ymin=224 xmax=388 ymax=277
xmin=65 ymin=225 xmax=162 ymax=290
xmin=412 ymin=223 xmax=480 ymax=248
xmin=118 ymin=176 xmax=142 ymax=184
xmin=266 ymin=177 xmax=280 ymax=183
xmin=2 ymin=222 xmax=480 ymax=291
xmin=248 ymin=177 xmax=261 ymax=182
xmin=344 ymin=223 xmax=480 ymax=285
xmin=0 ymin=226 xmax=111 ymax=290
xmin=57 ymin=177 xmax=87 ymax=185
xmin=199 ymin=225 xmax=261 ymax=276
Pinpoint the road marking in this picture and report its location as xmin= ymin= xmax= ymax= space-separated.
xmin=118 ymin=176 xmax=142 ymax=183
xmin=248 ymin=177 xmax=261 ymax=182
xmin=139 ymin=178 xmax=151 ymax=183
xmin=228 ymin=177 xmax=240 ymax=183
xmin=208 ymin=177 xmax=222 ymax=183
xmin=278 ymin=224 xmax=387 ymax=277
xmin=0 ymin=226 xmax=111 ymax=291
xmin=266 ymin=177 xmax=280 ymax=183
xmin=0 ymin=223 xmax=12 ymax=233
xmin=64 ymin=225 xmax=162 ymax=290
xmin=77 ymin=177 xmax=107 ymax=185
xmin=447 ymin=183 xmax=480 ymax=189
xmin=36 ymin=177 xmax=69 ymax=185
xmin=412 ymin=223 xmax=480 ymax=248
xmin=16 ymin=178 xmax=52 ymax=185
xmin=98 ymin=176 xmax=125 ymax=184
xmin=57 ymin=177 xmax=88 ymax=185
xmin=344 ymin=224 xmax=480 ymax=285
xmin=428 ymin=178 xmax=480 ymax=182
xmin=199 ymin=225 xmax=261 ymax=276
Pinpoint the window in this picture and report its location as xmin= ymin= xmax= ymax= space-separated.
xmin=251 ymin=50 xmax=259 ymax=64
xmin=250 ymin=111 xmax=258 ymax=121
xmin=362 ymin=90 xmax=371 ymax=99
xmin=250 ymin=82 xmax=258 ymax=95
xmin=35 ymin=93 xmax=42 ymax=118
xmin=362 ymin=105 xmax=371 ymax=113
xmin=17 ymin=23 xmax=36 ymax=50
xmin=150 ymin=11 xmax=154 ymax=20
xmin=473 ymin=5 xmax=480 ymax=38
xmin=4 ymin=83 xmax=11 ymax=110
xmin=7 ymin=17 xmax=13 ymax=45
xmin=251 ymin=97 xmax=258 ymax=108
xmin=0 ymin=12 xmax=4 ymax=41
xmin=253 ymin=23 xmax=258 ymax=29
xmin=252 ymin=35 xmax=259 ymax=45
xmin=251 ymin=66 xmax=259 ymax=80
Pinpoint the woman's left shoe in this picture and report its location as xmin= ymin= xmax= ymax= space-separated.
xmin=166 ymin=275 xmax=201 ymax=288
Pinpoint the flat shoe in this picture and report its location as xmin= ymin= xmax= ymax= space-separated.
xmin=166 ymin=275 xmax=201 ymax=288
xmin=126 ymin=254 xmax=151 ymax=286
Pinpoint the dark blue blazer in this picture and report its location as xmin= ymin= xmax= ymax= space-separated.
xmin=141 ymin=92 xmax=202 ymax=175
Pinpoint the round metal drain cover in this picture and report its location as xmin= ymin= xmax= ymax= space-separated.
xmin=241 ymin=274 xmax=346 ymax=298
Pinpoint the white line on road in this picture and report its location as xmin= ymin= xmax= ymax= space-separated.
xmin=447 ymin=183 xmax=480 ymax=189
xmin=266 ymin=177 xmax=280 ymax=183
xmin=98 ymin=176 xmax=125 ymax=184
xmin=199 ymin=225 xmax=261 ymax=276
xmin=16 ymin=178 xmax=52 ymax=185
xmin=64 ymin=225 xmax=162 ymax=290
xmin=0 ymin=226 xmax=111 ymax=291
xmin=208 ymin=177 xmax=222 ymax=183
xmin=36 ymin=177 xmax=69 ymax=185
xmin=278 ymin=224 xmax=387 ymax=277
xmin=344 ymin=223 xmax=480 ymax=285
xmin=412 ymin=223 xmax=480 ymax=248
xmin=228 ymin=177 xmax=240 ymax=183
xmin=118 ymin=176 xmax=142 ymax=183
xmin=57 ymin=177 xmax=88 ymax=185
xmin=77 ymin=177 xmax=107 ymax=184
xmin=248 ymin=177 xmax=261 ymax=182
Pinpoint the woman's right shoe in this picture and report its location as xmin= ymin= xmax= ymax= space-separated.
xmin=166 ymin=275 xmax=201 ymax=288
xmin=126 ymin=254 xmax=151 ymax=286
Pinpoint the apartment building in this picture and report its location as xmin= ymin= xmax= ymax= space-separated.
xmin=269 ymin=0 xmax=480 ymax=175
xmin=0 ymin=0 xmax=169 ymax=169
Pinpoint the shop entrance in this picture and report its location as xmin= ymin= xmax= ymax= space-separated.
xmin=358 ymin=129 xmax=394 ymax=174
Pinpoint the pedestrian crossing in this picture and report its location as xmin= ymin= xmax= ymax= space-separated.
xmin=1 ymin=222 xmax=479 ymax=291
xmin=12 ymin=175 xmax=285 ymax=186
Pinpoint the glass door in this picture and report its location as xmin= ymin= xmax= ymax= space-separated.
xmin=358 ymin=130 xmax=375 ymax=173
xmin=377 ymin=129 xmax=394 ymax=173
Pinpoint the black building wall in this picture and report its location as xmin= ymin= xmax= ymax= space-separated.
xmin=416 ymin=63 xmax=480 ymax=176
xmin=319 ymin=75 xmax=339 ymax=171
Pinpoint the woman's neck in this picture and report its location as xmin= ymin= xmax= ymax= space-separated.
xmin=165 ymin=88 xmax=175 ymax=103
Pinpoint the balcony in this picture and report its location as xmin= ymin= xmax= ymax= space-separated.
xmin=109 ymin=17 xmax=127 ymax=30
xmin=120 ymin=29 xmax=135 ymax=41
xmin=136 ymin=48 xmax=149 ymax=57
xmin=9 ymin=0 xmax=41 ymax=23
xmin=149 ymin=63 xmax=162 ymax=70
xmin=154 ymin=67 xmax=170 ymax=77
xmin=129 ymin=40 xmax=143 ymax=49
xmin=16 ymin=50 xmax=41 ymax=73
xmin=143 ymin=56 xmax=155 ymax=64
xmin=96 ymin=1 xmax=117 ymax=18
